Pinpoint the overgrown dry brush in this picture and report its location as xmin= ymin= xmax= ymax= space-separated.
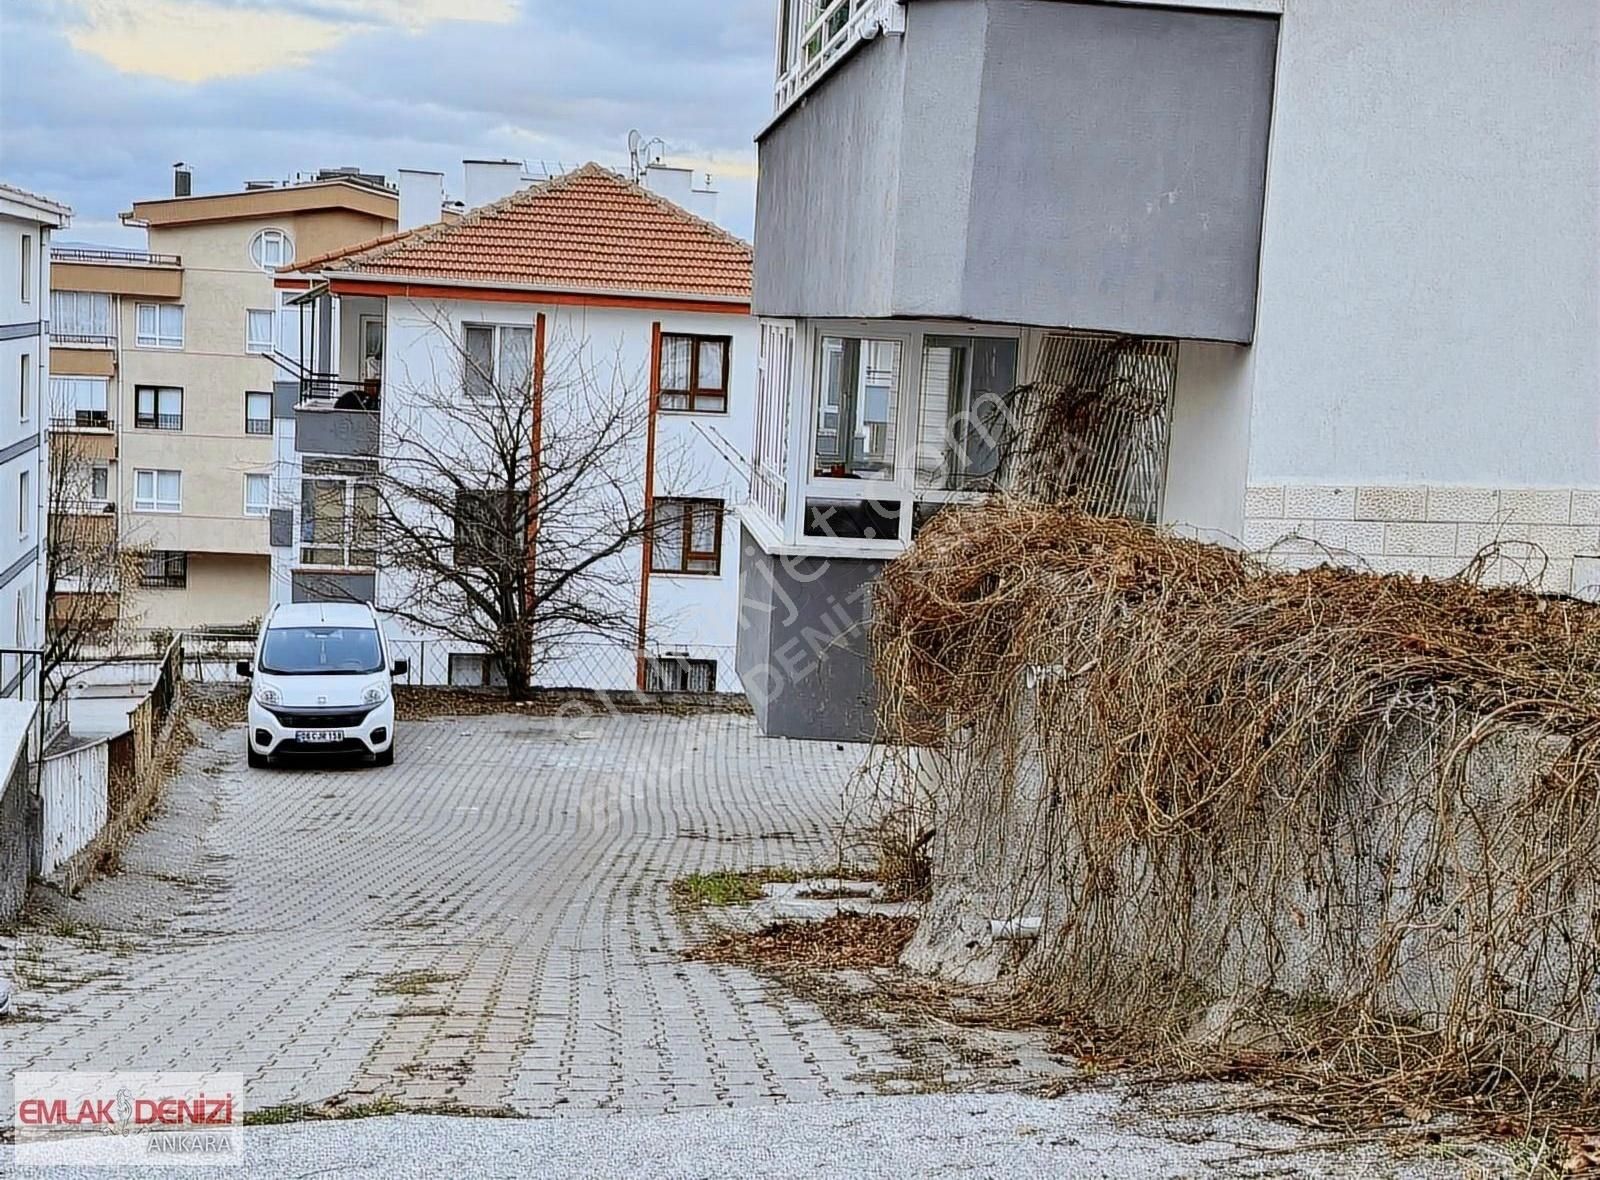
xmin=874 ymin=500 xmax=1600 ymax=1108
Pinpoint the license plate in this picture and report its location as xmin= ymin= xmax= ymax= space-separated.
xmin=294 ymin=729 xmax=345 ymax=744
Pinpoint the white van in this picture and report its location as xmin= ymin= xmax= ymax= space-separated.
xmin=238 ymin=602 xmax=405 ymax=768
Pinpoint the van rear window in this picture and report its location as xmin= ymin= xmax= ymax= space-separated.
xmin=260 ymin=627 xmax=383 ymax=675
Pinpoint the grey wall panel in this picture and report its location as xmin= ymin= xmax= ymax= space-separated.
xmin=272 ymin=381 xmax=300 ymax=420
xmin=294 ymin=407 xmax=379 ymax=456
xmin=755 ymin=1 xmax=1277 ymax=341
xmin=755 ymin=35 xmax=907 ymax=319
xmin=268 ymin=508 xmax=294 ymax=549
xmin=736 ymin=526 xmax=883 ymax=743
xmin=291 ymin=570 xmax=376 ymax=604
xmin=963 ymin=0 xmax=1278 ymax=341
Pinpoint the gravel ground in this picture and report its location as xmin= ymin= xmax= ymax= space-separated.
xmin=4 ymin=1093 xmax=1480 ymax=1179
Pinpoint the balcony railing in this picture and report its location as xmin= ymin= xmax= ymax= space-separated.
xmin=298 ymin=375 xmax=381 ymax=413
xmin=51 ymin=247 xmax=181 ymax=267
xmin=775 ymin=0 xmax=902 ymax=110
xmin=58 ymin=498 xmax=116 ymax=516
xmin=245 ymin=418 xmax=273 ymax=436
xmin=52 ymin=332 xmax=115 ymax=348
xmin=50 ymin=411 xmax=113 ymax=432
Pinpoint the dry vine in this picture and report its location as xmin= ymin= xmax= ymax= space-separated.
xmin=872 ymin=498 xmax=1600 ymax=1118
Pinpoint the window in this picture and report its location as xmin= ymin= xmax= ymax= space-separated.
xmin=244 ymin=473 xmax=270 ymax=517
xmin=300 ymin=457 xmax=379 ymax=567
xmin=246 ymin=309 xmax=275 ymax=355
xmin=140 ymin=551 xmax=188 ymax=589
xmin=659 ymin=334 xmax=730 ymax=413
xmin=135 ymin=303 xmax=183 ymax=349
xmin=20 ymin=234 xmax=30 ymax=303
xmin=18 ymin=354 xmax=29 ymax=423
xmin=17 ymin=469 xmax=29 ymax=539
xmin=51 ymin=291 xmax=112 ymax=339
xmin=813 ymin=336 xmax=901 ymax=479
xmin=915 ymin=336 xmax=1019 ymax=491
xmin=133 ymin=469 xmax=182 ymax=513
xmin=651 ymin=497 xmax=723 ymax=575
xmin=89 ymin=464 xmax=110 ymax=502
xmin=260 ymin=626 xmax=382 ymax=674
xmin=249 ymin=228 xmax=293 ymax=272
xmin=462 ymin=323 xmax=533 ymax=399
xmin=135 ymin=386 xmax=182 ymax=430
xmin=643 ymin=656 xmax=717 ymax=693
xmin=453 ymin=489 xmax=521 ymax=569
xmin=244 ymin=391 xmax=272 ymax=435
xmin=49 ymin=377 xmax=109 ymax=427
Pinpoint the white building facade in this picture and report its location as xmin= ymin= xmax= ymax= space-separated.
xmin=0 ymin=183 xmax=69 ymax=701
xmin=742 ymin=0 xmax=1600 ymax=740
xmin=272 ymin=165 xmax=757 ymax=692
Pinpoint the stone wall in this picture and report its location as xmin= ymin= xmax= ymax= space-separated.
xmin=1243 ymin=483 xmax=1600 ymax=595
xmin=0 ymin=745 xmax=33 ymax=923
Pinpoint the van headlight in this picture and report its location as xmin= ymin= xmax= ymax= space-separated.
xmin=363 ymin=685 xmax=389 ymax=706
xmin=255 ymin=686 xmax=280 ymax=707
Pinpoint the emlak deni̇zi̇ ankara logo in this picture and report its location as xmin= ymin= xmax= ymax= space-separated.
xmin=12 ymin=1072 xmax=244 ymax=1166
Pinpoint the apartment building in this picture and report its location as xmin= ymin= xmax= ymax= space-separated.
xmin=48 ymin=170 xmax=397 ymax=631
xmin=272 ymin=163 xmax=755 ymax=690
xmin=739 ymin=0 xmax=1600 ymax=740
xmin=0 ymin=183 xmax=69 ymax=699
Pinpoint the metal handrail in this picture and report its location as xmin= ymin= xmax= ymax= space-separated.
xmin=51 ymin=333 xmax=115 ymax=348
xmin=298 ymin=374 xmax=380 ymax=412
xmin=51 ymin=247 xmax=181 ymax=266
xmin=49 ymin=413 xmax=113 ymax=431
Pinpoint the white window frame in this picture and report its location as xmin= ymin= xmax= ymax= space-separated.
xmin=461 ymin=322 xmax=535 ymax=399
xmin=20 ymin=234 xmax=30 ymax=304
xmin=243 ymin=472 xmax=270 ymax=517
xmin=51 ymin=290 xmax=113 ymax=340
xmin=17 ymin=468 xmax=29 ymax=541
xmin=135 ymin=303 xmax=184 ymax=349
xmin=794 ymin=319 xmax=1026 ymax=553
xmin=246 ymin=309 xmax=275 ymax=354
xmin=18 ymin=354 xmax=29 ymax=424
xmin=249 ymin=228 xmax=293 ymax=273
xmin=133 ymin=468 xmax=182 ymax=514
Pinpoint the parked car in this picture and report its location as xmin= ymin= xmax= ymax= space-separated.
xmin=237 ymin=602 xmax=406 ymax=768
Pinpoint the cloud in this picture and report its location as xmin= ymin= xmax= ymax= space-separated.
xmin=62 ymin=0 xmax=518 ymax=83
xmin=1 ymin=0 xmax=772 ymax=239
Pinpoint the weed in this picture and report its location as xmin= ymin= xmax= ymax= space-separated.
xmin=374 ymin=970 xmax=457 ymax=997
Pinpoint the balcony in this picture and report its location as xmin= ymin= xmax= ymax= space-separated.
xmin=51 ymin=247 xmax=182 ymax=300
xmin=755 ymin=0 xmax=1279 ymax=344
xmin=774 ymin=0 xmax=904 ymax=111
xmin=294 ymin=377 xmax=380 ymax=457
xmin=50 ymin=411 xmax=113 ymax=432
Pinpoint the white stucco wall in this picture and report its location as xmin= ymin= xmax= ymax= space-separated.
xmin=0 ymin=206 xmax=55 ymax=684
xmin=1247 ymin=0 xmax=1600 ymax=490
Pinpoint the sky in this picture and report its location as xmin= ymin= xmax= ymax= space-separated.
xmin=0 ymin=0 xmax=775 ymax=245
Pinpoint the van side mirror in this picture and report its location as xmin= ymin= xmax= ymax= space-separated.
xmin=236 ymin=660 xmax=253 ymax=677
xmin=391 ymin=659 xmax=409 ymax=677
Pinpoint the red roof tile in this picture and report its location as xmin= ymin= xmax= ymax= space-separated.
xmin=289 ymin=164 xmax=750 ymax=301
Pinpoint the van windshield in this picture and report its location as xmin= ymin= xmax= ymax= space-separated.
xmin=260 ymin=627 xmax=384 ymax=675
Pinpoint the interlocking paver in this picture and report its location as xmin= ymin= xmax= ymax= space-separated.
xmin=0 ymin=712 xmax=905 ymax=1115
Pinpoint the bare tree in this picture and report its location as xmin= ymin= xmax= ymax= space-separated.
xmin=41 ymin=416 xmax=145 ymax=707
xmin=369 ymin=314 xmax=680 ymax=698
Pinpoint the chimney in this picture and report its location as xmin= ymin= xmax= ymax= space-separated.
xmin=462 ymin=159 xmax=526 ymax=210
xmin=173 ymin=162 xmax=192 ymax=198
xmin=641 ymin=162 xmax=721 ymax=225
xmin=397 ymin=168 xmax=444 ymax=230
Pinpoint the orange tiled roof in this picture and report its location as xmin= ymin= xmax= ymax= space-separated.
xmin=289 ymin=164 xmax=750 ymax=301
